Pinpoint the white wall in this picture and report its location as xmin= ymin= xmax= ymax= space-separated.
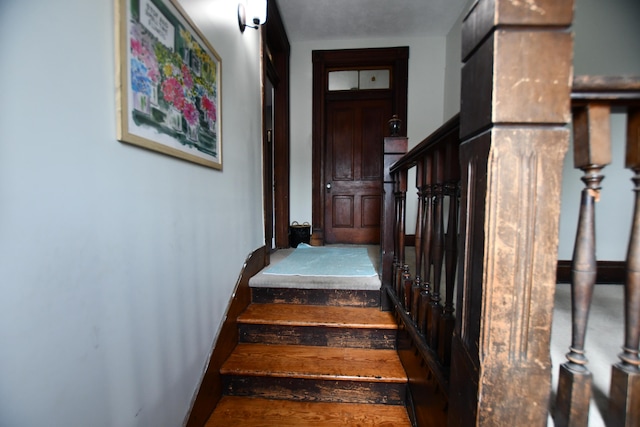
xmin=557 ymin=0 xmax=640 ymax=260
xmin=289 ymin=36 xmax=447 ymax=224
xmin=443 ymin=1 xmax=473 ymax=120
xmin=0 ymin=0 xmax=264 ymax=425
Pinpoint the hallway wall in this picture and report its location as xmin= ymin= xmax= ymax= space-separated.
xmin=0 ymin=0 xmax=265 ymax=425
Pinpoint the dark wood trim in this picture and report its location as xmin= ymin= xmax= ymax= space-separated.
xmin=556 ymin=260 xmax=625 ymax=284
xmin=263 ymin=0 xmax=291 ymax=249
xmin=185 ymin=246 xmax=266 ymax=427
xmin=311 ymin=47 xmax=409 ymax=245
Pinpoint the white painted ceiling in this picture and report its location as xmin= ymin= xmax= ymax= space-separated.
xmin=275 ymin=0 xmax=470 ymax=42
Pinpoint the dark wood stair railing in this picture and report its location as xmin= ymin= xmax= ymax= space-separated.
xmin=381 ymin=114 xmax=461 ymax=426
xmin=555 ymin=76 xmax=640 ymax=427
xmin=382 ymin=77 xmax=640 ymax=426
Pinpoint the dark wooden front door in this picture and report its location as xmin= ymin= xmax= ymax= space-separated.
xmin=312 ymin=47 xmax=408 ymax=246
xmin=324 ymin=98 xmax=391 ymax=244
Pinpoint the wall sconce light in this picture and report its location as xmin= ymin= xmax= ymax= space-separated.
xmin=238 ymin=0 xmax=267 ymax=33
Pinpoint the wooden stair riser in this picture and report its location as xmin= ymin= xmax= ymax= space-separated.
xmin=252 ymin=287 xmax=380 ymax=307
xmin=222 ymin=376 xmax=406 ymax=405
xmin=239 ymin=324 xmax=396 ymax=349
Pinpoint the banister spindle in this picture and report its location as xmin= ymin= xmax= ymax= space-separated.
xmin=439 ymin=140 xmax=460 ymax=366
xmin=609 ymin=107 xmax=640 ymax=427
xmin=556 ymin=103 xmax=611 ymax=427
xmin=396 ymin=170 xmax=408 ymax=302
xmin=429 ymin=148 xmax=445 ymax=350
xmin=392 ymin=171 xmax=401 ymax=297
xmin=412 ymin=161 xmax=426 ymax=321
xmin=419 ymin=155 xmax=434 ymax=335
xmin=439 ymin=180 xmax=459 ymax=366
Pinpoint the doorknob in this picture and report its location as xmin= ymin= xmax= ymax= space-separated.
xmin=326 ymin=182 xmax=332 ymax=192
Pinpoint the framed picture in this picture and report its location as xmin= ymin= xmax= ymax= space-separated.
xmin=115 ymin=0 xmax=222 ymax=169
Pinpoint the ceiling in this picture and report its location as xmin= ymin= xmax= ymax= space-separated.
xmin=275 ymin=0 xmax=470 ymax=42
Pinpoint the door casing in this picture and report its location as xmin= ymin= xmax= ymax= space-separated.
xmin=311 ymin=47 xmax=409 ymax=245
xmin=262 ymin=1 xmax=290 ymax=251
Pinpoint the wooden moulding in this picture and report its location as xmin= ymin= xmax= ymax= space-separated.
xmin=185 ymin=246 xmax=266 ymax=427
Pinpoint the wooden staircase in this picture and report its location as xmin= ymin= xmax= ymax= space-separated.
xmin=206 ymin=288 xmax=411 ymax=426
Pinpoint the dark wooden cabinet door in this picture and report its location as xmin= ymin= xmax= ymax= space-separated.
xmin=324 ymin=98 xmax=391 ymax=244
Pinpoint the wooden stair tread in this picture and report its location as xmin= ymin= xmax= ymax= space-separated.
xmin=238 ymin=304 xmax=398 ymax=329
xmin=221 ymin=343 xmax=407 ymax=383
xmin=207 ymin=396 xmax=412 ymax=426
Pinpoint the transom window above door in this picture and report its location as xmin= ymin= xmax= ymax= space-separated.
xmin=328 ymin=69 xmax=391 ymax=91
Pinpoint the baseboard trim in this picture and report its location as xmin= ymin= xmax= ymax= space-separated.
xmin=185 ymin=246 xmax=267 ymax=427
xmin=556 ymin=260 xmax=625 ymax=284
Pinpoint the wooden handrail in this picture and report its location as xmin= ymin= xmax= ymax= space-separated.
xmin=382 ymin=113 xmax=462 ymax=424
xmin=389 ymin=114 xmax=460 ymax=175
xmin=572 ymin=75 xmax=640 ymax=104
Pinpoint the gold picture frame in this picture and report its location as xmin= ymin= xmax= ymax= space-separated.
xmin=115 ymin=0 xmax=222 ymax=169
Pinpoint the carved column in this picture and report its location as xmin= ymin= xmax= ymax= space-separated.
xmin=448 ymin=1 xmax=574 ymax=426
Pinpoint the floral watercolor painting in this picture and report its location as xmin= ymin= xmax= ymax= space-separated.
xmin=116 ymin=0 xmax=222 ymax=169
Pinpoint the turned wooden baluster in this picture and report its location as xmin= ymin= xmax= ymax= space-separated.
xmin=391 ymin=171 xmax=400 ymax=297
xmin=419 ymin=154 xmax=434 ymax=335
xmin=429 ymin=148 xmax=445 ymax=350
xmin=393 ymin=171 xmax=405 ymax=298
xmin=609 ymin=107 xmax=640 ymax=427
xmin=439 ymin=141 xmax=460 ymax=366
xmin=556 ymin=103 xmax=611 ymax=427
xmin=396 ymin=169 xmax=408 ymax=305
xmin=412 ymin=160 xmax=426 ymax=322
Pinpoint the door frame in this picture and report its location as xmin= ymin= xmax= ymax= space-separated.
xmin=262 ymin=0 xmax=290 ymax=251
xmin=311 ymin=47 xmax=409 ymax=245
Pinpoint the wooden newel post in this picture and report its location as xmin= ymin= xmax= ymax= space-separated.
xmin=448 ymin=1 xmax=574 ymax=425
xmin=556 ymin=102 xmax=611 ymax=427
xmin=382 ymin=136 xmax=407 ymax=310
xmin=609 ymin=107 xmax=640 ymax=427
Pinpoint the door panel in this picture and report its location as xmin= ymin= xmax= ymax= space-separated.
xmin=324 ymin=98 xmax=391 ymax=244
